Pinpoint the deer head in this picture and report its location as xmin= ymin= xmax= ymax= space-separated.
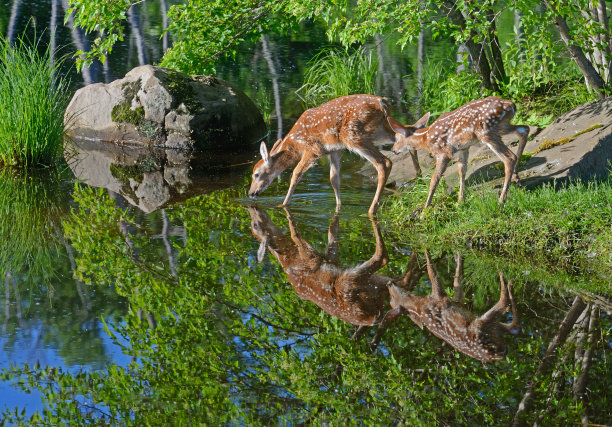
xmin=389 ymin=112 xmax=430 ymax=154
xmin=248 ymin=140 xmax=286 ymax=198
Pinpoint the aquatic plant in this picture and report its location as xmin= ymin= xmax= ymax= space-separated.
xmin=296 ymin=47 xmax=379 ymax=108
xmin=0 ymin=34 xmax=71 ymax=167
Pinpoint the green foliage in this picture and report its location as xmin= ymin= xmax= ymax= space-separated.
xmin=296 ymin=47 xmax=379 ymax=108
xmin=381 ymin=175 xmax=612 ymax=291
xmin=0 ymin=34 xmax=70 ymax=167
xmin=412 ymin=59 xmax=486 ymax=120
xmin=1 ymin=183 xmax=611 ymax=424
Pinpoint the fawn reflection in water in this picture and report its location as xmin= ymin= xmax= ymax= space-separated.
xmin=248 ymin=207 xmax=520 ymax=362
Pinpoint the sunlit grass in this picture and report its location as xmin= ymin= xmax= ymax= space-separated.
xmin=381 ymin=174 xmax=612 ymax=285
xmin=296 ymin=47 xmax=378 ymax=108
xmin=0 ymin=34 xmax=71 ymax=167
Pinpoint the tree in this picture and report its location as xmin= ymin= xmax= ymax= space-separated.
xmin=65 ymin=0 xmax=610 ymax=94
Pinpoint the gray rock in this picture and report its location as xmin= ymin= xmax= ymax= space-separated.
xmin=64 ymin=65 xmax=267 ymax=150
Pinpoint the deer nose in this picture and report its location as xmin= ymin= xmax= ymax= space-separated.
xmin=248 ymin=190 xmax=259 ymax=198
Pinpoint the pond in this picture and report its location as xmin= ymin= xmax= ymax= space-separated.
xmin=1 ymin=2 xmax=611 ymax=425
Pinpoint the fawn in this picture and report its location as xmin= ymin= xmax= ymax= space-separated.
xmin=248 ymin=94 xmax=421 ymax=215
xmin=389 ymin=96 xmax=529 ymax=210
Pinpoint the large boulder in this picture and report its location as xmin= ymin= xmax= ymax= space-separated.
xmin=64 ymin=65 xmax=267 ymax=150
xmin=379 ymin=97 xmax=612 ymax=190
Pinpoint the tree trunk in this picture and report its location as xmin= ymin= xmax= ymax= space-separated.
xmin=260 ymin=30 xmax=283 ymax=139
xmin=513 ymin=296 xmax=587 ymax=426
xmin=596 ymin=0 xmax=611 ymax=83
xmin=128 ymin=5 xmax=148 ymax=65
xmin=50 ymin=0 xmax=58 ymax=67
xmin=543 ymin=0 xmax=607 ymax=98
xmin=486 ymin=9 xmax=506 ymax=85
xmin=160 ymin=0 xmax=169 ymax=53
xmin=7 ymin=0 xmax=22 ymax=45
xmin=442 ymin=1 xmax=498 ymax=93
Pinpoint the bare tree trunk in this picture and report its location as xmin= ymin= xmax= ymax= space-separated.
xmin=161 ymin=209 xmax=178 ymax=279
xmin=7 ymin=0 xmax=22 ymax=45
xmin=160 ymin=0 xmax=169 ymax=53
xmin=596 ymin=0 xmax=611 ymax=83
xmin=543 ymin=0 xmax=607 ymax=98
xmin=260 ymin=29 xmax=283 ymax=139
xmin=417 ymin=27 xmax=425 ymax=116
xmin=62 ymin=0 xmax=98 ymax=84
xmin=573 ymin=304 xmax=599 ymax=424
xmin=513 ymin=297 xmax=587 ymax=426
xmin=128 ymin=5 xmax=148 ymax=65
xmin=50 ymin=0 xmax=59 ymax=68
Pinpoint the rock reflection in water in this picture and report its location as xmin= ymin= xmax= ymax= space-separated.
xmin=67 ymin=139 xmax=256 ymax=212
xmin=249 ymin=206 xmax=520 ymax=361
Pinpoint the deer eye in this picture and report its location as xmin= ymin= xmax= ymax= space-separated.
xmin=254 ymin=173 xmax=259 ymax=178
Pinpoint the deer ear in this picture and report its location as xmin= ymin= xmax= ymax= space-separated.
xmin=260 ymin=141 xmax=270 ymax=166
xmin=257 ymin=238 xmax=268 ymax=263
xmin=414 ymin=112 xmax=430 ymax=129
xmin=387 ymin=116 xmax=408 ymax=137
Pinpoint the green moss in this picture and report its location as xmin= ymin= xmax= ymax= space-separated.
xmin=111 ymin=80 xmax=145 ymax=125
xmin=537 ymin=137 xmax=572 ymax=152
xmin=573 ymin=123 xmax=603 ymax=138
xmin=163 ymin=70 xmax=200 ymax=113
xmin=111 ymin=104 xmax=145 ymax=125
xmin=110 ymin=155 xmax=161 ymax=184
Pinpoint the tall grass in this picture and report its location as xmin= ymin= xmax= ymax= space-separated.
xmin=0 ymin=34 xmax=71 ymax=167
xmin=296 ymin=47 xmax=379 ymax=108
xmin=381 ymin=175 xmax=612 ymax=285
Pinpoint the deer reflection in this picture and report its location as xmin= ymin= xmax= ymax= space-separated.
xmin=249 ymin=206 xmax=391 ymax=327
xmin=249 ymin=207 xmax=520 ymax=362
xmin=385 ymin=251 xmax=521 ymax=362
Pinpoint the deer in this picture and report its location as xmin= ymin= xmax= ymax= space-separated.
xmin=249 ymin=206 xmax=393 ymax=328
xmin=248 ymin=94 xmax=422 ymax=215
xmin=382 ymin=251 xmax=521 ymax=362
xmin=388 ymin=96 xmax=529 ymax=212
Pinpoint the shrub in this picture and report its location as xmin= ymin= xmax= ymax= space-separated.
xmin=296 ymin=47 xmax=378 ymax=108
xmin=0 ymin=34 xmax=71 ymax=167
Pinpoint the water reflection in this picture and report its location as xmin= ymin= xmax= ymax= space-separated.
xmin=67 ymin=139 xmax=256 ymax=212
xmin=249 ymin=206 xmax=520 ymax=361
xmin=388 ymin=251 xmax=520 ymax=362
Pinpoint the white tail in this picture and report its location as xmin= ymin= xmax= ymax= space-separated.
xmin=248 ymin=94 xmax=421 ymax=215
xmin=389 ymin=96 xmax=529 ymax=211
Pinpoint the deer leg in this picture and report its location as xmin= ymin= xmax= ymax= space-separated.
xmin=455 ymin=149 xmax=469 ymax=203
xmin=324 ymin=212 xmax=340 ymax=263
xmin=351 ymin=217 xmax=389 ymax=276
xmin=502 ymin=274 xmax=521 ymax=335
xmin=328 ymin=151 xmax=343 ymax=211
xmin=353 ymin=145 xmax=392 ymax=215
xmin=424 ymin=155 xmax=451 ymax=210
xmin=282 ymin=153 xmax=318 ymax=207
xmin=482 ymin=134 xmax=516 ymax=203
xmin=425 ymin=250 xmax=446 ymax=299
xmin=409 ymin=148 xmax=421 ymax=177
xmin=452 ymin=252 xmax=465 ymax=303
xmin=394 ymin=252 xmax=421 ymax=291
xmin=512 ymin=126 xmax=529 ymax=185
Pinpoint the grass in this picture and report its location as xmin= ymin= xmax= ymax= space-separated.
xmin=0 ymin=34 xmax=71 ymax=167
xmin=381 ymin=174 xmax=612 ymax=291
xmin=296 ymin=47 xmax=379 ymax=108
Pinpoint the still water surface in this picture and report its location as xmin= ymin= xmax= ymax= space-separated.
xmin=0 ymin=2 xmax=610 ymax=424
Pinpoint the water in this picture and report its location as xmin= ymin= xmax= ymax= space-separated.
xmin=0 ymin=2 xmax=611 ymax=425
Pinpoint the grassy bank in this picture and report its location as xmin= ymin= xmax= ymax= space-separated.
xmin=0 ymin=35 xmax=70 ymax=167
xmin=381 ymin=175 xmax=612 ymax=290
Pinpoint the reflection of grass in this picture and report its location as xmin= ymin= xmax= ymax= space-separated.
xmin=0 ymin=169 xmax=69 ymax=279
xmin=296 ymin=47 xmax=378 ymax=108
xmin=0 ymin=34 xmax=70 ymax=167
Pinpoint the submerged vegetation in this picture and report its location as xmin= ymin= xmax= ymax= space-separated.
xmin=0 ymin=35 xmax=70 ymax=167
xmin=382 ymin=175 xmax=612 ymax=290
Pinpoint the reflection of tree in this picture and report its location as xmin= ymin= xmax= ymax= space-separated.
xmin=2 ymin=185 xmax=610 ymax=425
